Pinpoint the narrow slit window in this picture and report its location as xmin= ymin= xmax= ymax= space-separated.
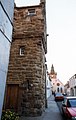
xmin=19 ymin=46 xmax=25 ymax=56
xmin=28 ymin=9 xmax=36 ymax=16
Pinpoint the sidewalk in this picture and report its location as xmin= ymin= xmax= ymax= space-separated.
xmin=20 ymin=95 xmax=63 ymax=120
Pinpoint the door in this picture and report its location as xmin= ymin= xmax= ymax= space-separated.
xmin=5 ymin=84 xmax=19 ymax=111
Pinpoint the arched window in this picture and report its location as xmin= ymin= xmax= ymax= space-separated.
xmin=57 ymin=87 xmax=59 ymax=92
xmin=61 ymin=87 xmax=63 ymax=93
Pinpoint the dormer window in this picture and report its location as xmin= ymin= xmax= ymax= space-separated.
xmin=19 ymin=46 xmax=25 ymax=56
xmin=28 ymin=9 xmax=36 ymax=16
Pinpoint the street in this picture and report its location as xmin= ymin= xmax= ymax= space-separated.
xmin=57 ymin=101 xmax=66 ymax=120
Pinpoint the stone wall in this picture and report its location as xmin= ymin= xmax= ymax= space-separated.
xmin=5 ymin=1 xmax=47 ymax=116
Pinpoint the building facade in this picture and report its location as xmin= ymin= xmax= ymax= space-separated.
xmin=64 ymin=81 xmax=70 ymax=96
xmin=69 ymin=74 xmax=76 ymax=96
xmin=46 ymin=71 xmax=52 ymax=98
xmin=0 ymin=0 xmax=14 ymax=118
xmin=4 ymin=0 xmax=47 ymax=116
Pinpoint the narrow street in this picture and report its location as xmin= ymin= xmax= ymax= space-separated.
xmin=57 ymin=101 xmax=66 ymax=120
xmin=20 ymin=95 xmax=63 ymax=120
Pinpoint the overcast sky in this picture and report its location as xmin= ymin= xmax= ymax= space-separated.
xmin=15 ymin=0 xmax=76 ymax=84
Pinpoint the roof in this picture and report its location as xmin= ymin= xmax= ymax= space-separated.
xmin=66 ymin=96 xmax=76 ymax=99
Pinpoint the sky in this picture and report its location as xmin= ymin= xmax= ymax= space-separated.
xmin=14 ymin=0 xmax=76 ymax=85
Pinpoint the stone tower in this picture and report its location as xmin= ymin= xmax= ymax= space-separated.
xmin=4 ymin=0 xmax=47 ymax=116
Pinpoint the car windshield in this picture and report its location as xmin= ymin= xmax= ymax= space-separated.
xmin=56 ymin=93 xmax=63 ymax=96
xmin=67 ymin=99 xmax=76 ymax=107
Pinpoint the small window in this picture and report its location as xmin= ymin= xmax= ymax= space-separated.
xmin=19 ymin=46 xmax=25 ymax=56
xmin=28 ymin=9 xmax=36 ymax=16
xmin=61 ymin=87 xmax=63 ymax=93
xmin=57 ymin=87 xmax=59 ymax=92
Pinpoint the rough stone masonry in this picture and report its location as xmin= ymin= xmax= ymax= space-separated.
xmin=4 ymin=0 xmax=47 ymax=116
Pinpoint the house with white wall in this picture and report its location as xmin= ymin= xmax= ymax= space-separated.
xmin=0 ymin=0 xmax=14 ymax=118
xmin=46 ymin=71 xmax=52 ymax=98
xmin=69 ymin=74 xmax=76 ymax=96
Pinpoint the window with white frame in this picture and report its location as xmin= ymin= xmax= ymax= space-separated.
xmin=19 ymin=46 xmax=25 ymax=56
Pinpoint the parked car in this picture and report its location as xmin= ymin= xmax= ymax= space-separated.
xmin=62 ymin=96 xmax=76 ymax=120
xmin=55 ymin=92 xmax=64 ymax=101
xmin=62 ymin=93 xmax=67 ymax=96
